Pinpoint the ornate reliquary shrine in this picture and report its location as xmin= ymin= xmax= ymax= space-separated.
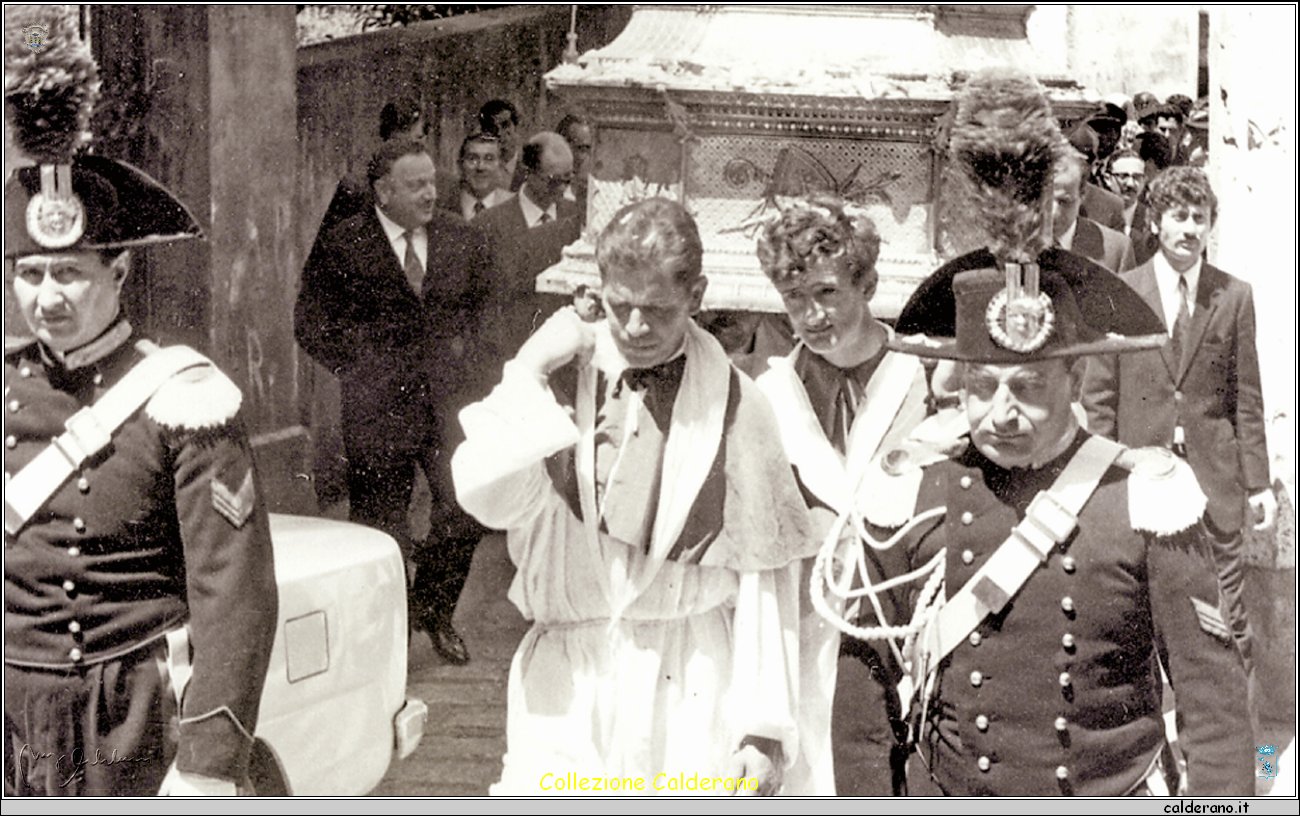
xmin=541 ymin=4 xmax=1095 ymax=317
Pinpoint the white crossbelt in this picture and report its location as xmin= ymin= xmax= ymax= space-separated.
xmin=4 ymin=344 xmax=209 ymax=536
xmin=927 ymin=435 xmax=1126 ymax=666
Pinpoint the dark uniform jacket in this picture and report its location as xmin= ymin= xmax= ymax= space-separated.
xmin=871 ymin=433 xmax=1252 ymax=795
xmin=3 ymin=321 xmax=278 ymax=781
xmin=294 ymin=207 xmax=494 ymax=456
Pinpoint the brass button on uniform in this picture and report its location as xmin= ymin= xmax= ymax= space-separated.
xmin=1056 ymin=765 xmax=1069 ymax=781
xmin=970 ymin=670 xmax=983 ymax=687
xmin=978 ymin=756 xmax=991 ymax=772
xmin=1061 ymin=556 xmax=1076 ymax=573
xmin=67 ymin=546 xmax=81 ymax=557
xmin=19 ymin=367 xmax=31 ymax=378
xmin=961 ymin=549 xmax=975 ymax=565
xmin=975 ymin=714 xmax=989 ymax=731
xmin=68 ymin=620 xmax=82 ymax=634
xmin=8 ymin=399 xmax=19 ymax=412
xmin=1060 ymin=597 xmax=1074 ymax=613
xmin=62 ymin=579 xmax=75 ymax=593
xmin=69 ymin=647 xmax=83 ymax=662
xmin=1054 ymin=716 xmax=1068 ymax=731
xmin=961 ymin=511 xmax=974 ymax=525
xmin=1061 ymin=633 xmax=1076 ymax=650
xmin=969 ymin=632 xmax=981 ymax=647
xmin=960 ymin=476 xmax=973 ymax=489
xmin=5 ymin=436 xmax=15 ymax=449
xmin=77 ymin=477 xmax=90 ymax=493
xmin=1059 ymin=672 xmax=1072 ymax=688
xmin=92 ymin=372 xmax=104 ymax=386
xmin=73 ymin=518 xmax=86 ymax=533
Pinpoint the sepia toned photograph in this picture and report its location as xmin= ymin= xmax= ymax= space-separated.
xmin=2 ymin=3 xmax=1295 ymax=804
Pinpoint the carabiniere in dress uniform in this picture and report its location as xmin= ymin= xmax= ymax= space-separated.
xmin=3 ymin=9 xmax=277 ymax=796
xmin=809 ymin=67 xmax=1254 ymax=797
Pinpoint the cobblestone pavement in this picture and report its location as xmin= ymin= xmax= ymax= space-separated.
xmin=372 ymin=533 xmax=526 ymax=796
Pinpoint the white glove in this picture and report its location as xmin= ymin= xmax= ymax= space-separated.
xmin=158 ymin=763 xmax=238 ymax=796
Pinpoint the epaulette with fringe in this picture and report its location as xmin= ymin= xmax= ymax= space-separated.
xmin=143 ymin=348 xmax=243 ymax=431
xmin=1113 ymin=446 xmax=1207 ymax=536
xmin=860 ymin=441 xmax=952 ymax=529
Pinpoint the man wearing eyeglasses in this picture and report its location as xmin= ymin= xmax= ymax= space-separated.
xmin=475 ymin=131 xmax=582 ymax=368
xmin=438 ymin=132 xmax=512 ymax=222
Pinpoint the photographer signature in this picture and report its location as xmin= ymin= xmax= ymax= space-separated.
xmin=18 ymin=743 xmax=159 ymax=788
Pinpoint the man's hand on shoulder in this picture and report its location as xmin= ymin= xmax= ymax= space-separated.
xmin=513 ymin=307 xmax=596 ymax=380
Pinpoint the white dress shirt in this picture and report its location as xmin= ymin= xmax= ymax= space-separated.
xmin=459 ymin=187 xmax=511 ymax=221
xmin=375 ymin=206 xmax=427 ymax=271
xmin=518 ymin=187 xmax=558 ymax=228
xmin=1152 ymin=250 xmax=1202 ymax=332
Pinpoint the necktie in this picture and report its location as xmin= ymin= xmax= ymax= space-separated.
xmin=472 ymin=200 xmax=485 ymax=216
xmin=402 ymin=231 xmax=424 ymax=294
xmin=538 ymin=211 xmax=552 ymax=225
xmin=1170 ymin=274 xmax=1191 ymax=368
xmin=830 ymin=369 xmax=863 ymax=455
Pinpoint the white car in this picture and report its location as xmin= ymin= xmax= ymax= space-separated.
xmin=243 ymin=514 xmax=427 ymax=795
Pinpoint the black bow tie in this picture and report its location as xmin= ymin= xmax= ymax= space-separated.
xmin=618 ymin=355 xmax=687 ymax=395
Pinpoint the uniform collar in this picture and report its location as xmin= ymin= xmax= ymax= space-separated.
xmin=43 ymin=319 xmax=134 ymax=371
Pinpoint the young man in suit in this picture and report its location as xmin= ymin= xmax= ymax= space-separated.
xmin=475 ymin=132 xmax=581 ymax=365
xmin=1052 ymin=150 xmax=1136 ymax=274
xmin=1083 ymin=166 xmax=1277 ymax=677
xmin=295 ymin=140 xmax=494 ymax=665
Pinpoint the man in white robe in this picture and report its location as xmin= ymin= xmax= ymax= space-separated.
xmin=452 ymin=198 xmax=816 ymax=794
xmin=752 ymin=197 xmax=931 ymax=795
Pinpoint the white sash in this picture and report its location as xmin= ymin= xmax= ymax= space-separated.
xmin=574 ymin=321 xmax=730 ymax=621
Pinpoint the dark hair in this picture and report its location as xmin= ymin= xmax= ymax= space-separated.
xmin=596 ymin=198 xmax=703 ymax=288
xmin=756 ymin=194 xmax=881 ymax=300
xmin=1066 ymin=126 xmax=1099 ymax=164
xmin=458 ymin=131 xmax=500 ymax=163
xmin=1139 ymin=103 xmax=1180 ymax=127
xmin=556 ymin=112 xmax=591 ymax=143
xmin=1165 ymin=94 xmax=1194 ymax=121
xmin=520 ymin=140 xmax=544 ymax=173
xmin=478 ymin=99 xmax=519 ymax=133
xmin=1134 ymin=131 xmax=1173 ymax=171
xmin=1145 ymin=166 xmax=1218 ymax=223
xmin=379 ymin=96 xmax=424 ymax=141
xmin=366 ymin=139 xmax=430 ymax=188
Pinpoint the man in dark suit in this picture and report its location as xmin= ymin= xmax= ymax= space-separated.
xmin=1052 ymin=149 xmax=1136 ymax=273
xmin=295 ymin=139 xmax=493 ymax=665
xmin=475 ymin=131 xmax=581 ymax=366
xmin=1083 ymin=167 xmax=1276 ymax=676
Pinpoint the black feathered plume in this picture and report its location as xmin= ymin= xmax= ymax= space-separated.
xmin=947 ymin=67 xmax=1066 ymax=265
xmin=4 ymin=6 xmax=101 ymax=163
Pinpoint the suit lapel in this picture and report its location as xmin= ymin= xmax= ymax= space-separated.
xmin=1177 ymin=265 xmax=1226 ymax=384
xmin=363 ymin=209 xmax=422 ymax=304
xmin=1071 ymin=218 xmax=1103 ymax=263
xmin=1128 ymin=262 xmax=1178 ymax=379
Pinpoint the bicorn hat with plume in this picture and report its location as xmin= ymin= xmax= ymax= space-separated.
xmin=4 ymin=5 xmax=200 ymax=257
xmin=891 ymin=67 xmax=1166 ymax=362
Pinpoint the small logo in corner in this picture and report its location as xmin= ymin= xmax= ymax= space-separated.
xmin=1256 ymin=744 xmax=1279 ymax=780
xmin=22 ymin=23 xmax=50 ymax=52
